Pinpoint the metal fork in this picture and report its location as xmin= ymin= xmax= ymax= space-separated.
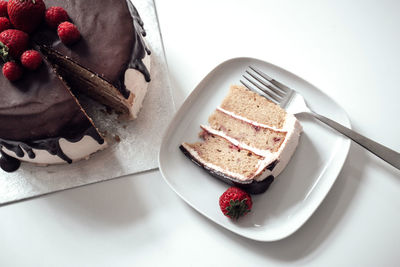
xmin=241 ymin=66 xmax=400 ymax=170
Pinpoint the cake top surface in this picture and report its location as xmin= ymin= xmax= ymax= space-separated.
xmin=219 ymin=85 xmax=287 ymax=129
xmin=0 ymin=0 xmax=141 ymax=141
xmin=0 ymin=59 xmax=92 ymax=141
xmin=34 ymin=0 xmax=135 ymax=85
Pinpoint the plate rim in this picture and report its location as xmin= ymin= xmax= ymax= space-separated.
xmin=158 ymin=56 xmax=351 ymax=241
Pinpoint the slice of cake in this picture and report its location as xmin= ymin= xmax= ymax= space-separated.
xmin=180 ymin=85 xmax=302 ymax=194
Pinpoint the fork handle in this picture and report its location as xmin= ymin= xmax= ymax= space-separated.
xmin=309 ymin=111 xmax=400 ymax=170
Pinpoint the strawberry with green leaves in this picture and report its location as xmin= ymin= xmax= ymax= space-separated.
xmin=219 ymin=187 xmax=252 ymax=220
xmin=0 ymin=29 xmax=29 ymax=61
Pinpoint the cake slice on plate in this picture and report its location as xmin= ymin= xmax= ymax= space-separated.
xmin=180 ymin=85 xmax=302 ymax=194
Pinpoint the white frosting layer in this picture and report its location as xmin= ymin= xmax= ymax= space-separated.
xmin=217 ymin=107 xmax=287 ymax=132
xmin=188 ymin=111 xmax=302 ymax=183
xmin=253 ymin=114 xmax=302 ymax=181
xmin=200 ymin=125 xmax=274 ymax=159
xmin=125 ymin=53 xmax=151 ymax=119
xmin=2 ymin=135 xmax=108 ymax=165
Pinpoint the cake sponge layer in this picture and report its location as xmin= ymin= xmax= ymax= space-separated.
xmin=220 ymin=85 xmax=287 ymax=129
xmin=182 ymin=131 xmax=264 ymax=180
xmin=208 ymin=109 xmax=286 ymax=153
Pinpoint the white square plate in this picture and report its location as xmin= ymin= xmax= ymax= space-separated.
xmin=159 ymin=57 xmax=351 ymax=241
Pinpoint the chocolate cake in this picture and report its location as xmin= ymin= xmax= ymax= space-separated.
xmin=0 ymin=0 xmax=151 ymax=172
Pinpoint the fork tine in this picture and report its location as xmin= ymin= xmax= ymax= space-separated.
xmin=242 ymin=74 xmax=282 ymax=103
xmin=240 ymin=79 xmax=279 ymax=105
xmin=241 ymin=75 xmax=281 ymax=104
xmin=249 ymin=66 xmax=291 ymax=93
xmin=245 ymin=69 xmax=285 ymax=98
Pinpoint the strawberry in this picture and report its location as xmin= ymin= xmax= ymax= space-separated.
xmin=21 ymin=50 xmax=42 ymax=70
xmin=0 ymin=1 xmax=7 ymax=17
xmin=8 ymin=0 xmax=46 ymax=33
xmin=219 ymin=187 xmax=252 ymax=220
xmin=57 ymin=21 xmax=80 ymax=45
xmin=0 ymin=29 xmax=29 ymax=60
xmin=45 ymin=6 xmax=69 ymax=29
xmin=0 ymin=17 xmax=11 ymax=32
xmin=2 ymin=61 xmax=22 ymax=81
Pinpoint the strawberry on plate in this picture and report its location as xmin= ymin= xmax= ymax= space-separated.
xmin=0 ymin=29 xmax=29 ymax=60
xmin=219 ymin=187 xmax=253 ymax=220
xmin=8 ymin=0 xmax=46 ymax=33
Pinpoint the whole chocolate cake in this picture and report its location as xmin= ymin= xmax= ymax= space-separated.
xmin=0 ymin=0 xmax=151 ymax=172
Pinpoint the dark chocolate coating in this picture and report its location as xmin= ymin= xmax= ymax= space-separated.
xmin=0 ymin=59 xmax=102 ymax=171
xmin=34 ymin=0 xmax=150 ymax=98
xmin=0 ymin=0 xmax=149 ymax=171
xmin=0 ymin=0 xmax=140 ymax=141
xmin=180 ymin=145 xmax=275 ymax=194
xmin=0 ymin=59 xmax=92 ymax=141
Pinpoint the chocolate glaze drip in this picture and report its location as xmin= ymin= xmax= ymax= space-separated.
xmin=115 ymin=0 xmax=151 ymax=99
xmin=0 ymin=150 xmax=21 ymax=173
xmin=0 ymin=126 xmax=104 ymax=172
xmin=127 ymin=0 xmax=151 ymax=81
xmin=267 ymin=160 xmax=278 ymax=171
xmin=179 ymin=145 xmax=275 ymax=194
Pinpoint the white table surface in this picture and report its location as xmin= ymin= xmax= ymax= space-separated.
xmin=1 ymin=0 xmax=399 ymax=266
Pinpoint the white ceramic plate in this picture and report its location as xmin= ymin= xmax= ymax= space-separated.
xmin=158 ymin=57 xmax=351 ymax=241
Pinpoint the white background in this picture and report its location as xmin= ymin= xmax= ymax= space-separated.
xmin=1 ymin=0 xmax=399 ymax=266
